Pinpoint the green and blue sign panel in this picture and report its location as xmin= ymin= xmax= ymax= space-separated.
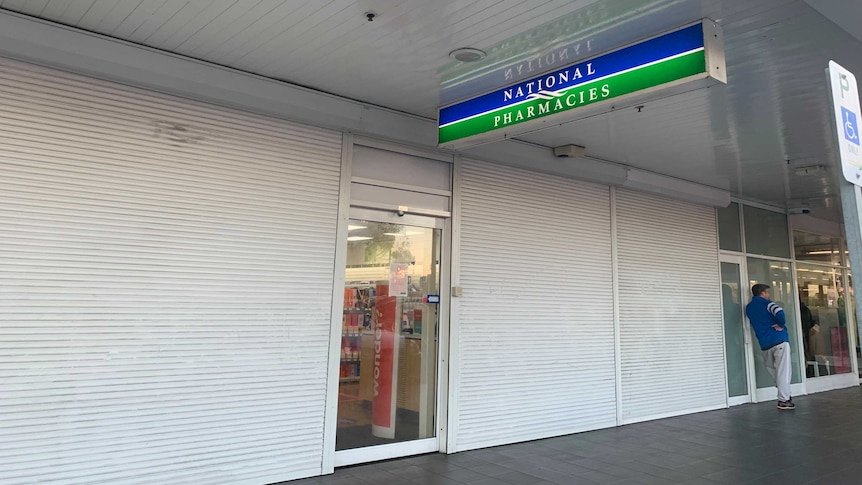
xmin=438 ymin=21 xmax=726 ymax=148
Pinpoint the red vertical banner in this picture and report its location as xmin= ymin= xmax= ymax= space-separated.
xmin=831 ymin=327 xmax=850 ymax=373
xmin=372 ymin=284 xmax=399 ymax=438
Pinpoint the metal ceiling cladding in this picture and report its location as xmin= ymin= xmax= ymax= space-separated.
xmin=0 ymin=0 xmax=859 ymax=219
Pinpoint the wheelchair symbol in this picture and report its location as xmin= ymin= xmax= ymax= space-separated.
xmin=843 ymin=107 xmax=861 ymax=146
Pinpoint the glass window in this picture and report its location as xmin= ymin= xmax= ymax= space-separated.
xmin=849 ymin=273 xmax=861 ymax=378
xmin=746 ymin=258 xmax=802 ymax=385
xmin=796 ymin=264 xmax=853 ymax=377
xmin=744 ymin=206 xmax=790 ymax=258
xmin=717 ymin=202 xmax=742 ymax=252
xmin=721 ymin=262 xmax=749 ymax=397
xmin=793 ymin=231 xmax=841 ymax=265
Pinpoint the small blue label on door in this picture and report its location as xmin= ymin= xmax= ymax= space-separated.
xmin=426 ymin=295 xmax=440 ymax=304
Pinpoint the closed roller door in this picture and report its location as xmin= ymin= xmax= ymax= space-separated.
xmin=0 ymin=58 xmax=342 ymax=484
xmin=615 ymin=189 xmax=724 ymax=423
xmin=454 ymin=159 xmax=616 ymax=452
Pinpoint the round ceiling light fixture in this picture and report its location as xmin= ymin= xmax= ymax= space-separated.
xmin=449 ymin=47 xmax=486 ymax=63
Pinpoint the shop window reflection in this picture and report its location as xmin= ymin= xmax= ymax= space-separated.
xmin=793 ymin=231 xmax=841 ymax=266
xmin=717 ymin=202 xmax=742 ymax=252
xmin=743 ymin=206 xmax=790 ymax=258
xmin=747 ymin=258 xmax=803 ymax=385
xmin=797 ymin=264 xmax=852 ymax=377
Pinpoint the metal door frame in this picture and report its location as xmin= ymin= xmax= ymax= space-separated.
xmin=720 ymin=254 xmax=757 ymax=406
xmin=329 ymin=207 xmax=451 ymax=468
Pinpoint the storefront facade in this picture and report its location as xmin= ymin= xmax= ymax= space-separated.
xmin=1 ymin=2 xmax=861 ymax=484
xmin=719 ymin=202 xmax=860 ymax=402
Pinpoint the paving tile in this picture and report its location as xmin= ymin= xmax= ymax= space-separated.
xmin=672 ymin=459 xmax=734 ymax=477
xmin=522 ymin=469 xmax=583 ymax=485
xmin=587 ymin=465 xmax=645 ymax=480
xmin=313 ymin=478 xmax=366 ymax=485
xmin=528 ymin=473 xmax=601 ymax=485
xmin=442 ymin=455 xmax=488 ymax=468
xmin=439 ymin=468 xmax=489 ymax=483
xmin=466 ymin=463 xmax=515 ymax=477
xmin=416 ymin=461 xmax=466 ymax=474
xmin=453 ymin=479 xmax=501 ymax=485
xmin=494 ymin=470 xmax=547 ymax=485
xmin=666 ymin=479 xmax=724 ymax=485
xmin=700 ymin=466 xmax=778 ymax=484
xmin=389 ymin=465 xmax=437 ymax=480
xmin=616 ymin=473 xmax=696 ymax=485
xmin=636 ymin=452 xmax=703 ymax=469
xmin=346 ymin=469 xmax=409 ymax=484
xmin=755 ymin=465 xmax=830 ymax=485
xmin=577 ymin=469 xmax=627 ymax=484
xmin=290 ymin=388 xmax=862 ymax=485
xmin=408 ymin=476 xmax=463 ymax=485
xmin=540 ymin=460 xmax=593 ymax=475
xmin=614 ymin=461 xmax=694 ymax=481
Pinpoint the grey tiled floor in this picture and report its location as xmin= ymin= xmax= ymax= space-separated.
xmin=291 ymin=387 xmax=862 ymax=484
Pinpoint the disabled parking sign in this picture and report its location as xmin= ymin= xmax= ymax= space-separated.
xmin=829 ymin=61 xmax=862 ymax=185
xmin=842 ymin=107 xmax=860 ymax=146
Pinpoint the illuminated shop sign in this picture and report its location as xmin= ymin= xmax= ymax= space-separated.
xmin=438 ymin=20 xmax=726 ymax=149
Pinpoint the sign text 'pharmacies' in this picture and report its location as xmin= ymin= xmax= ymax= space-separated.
xmin=438 ymin=22 xmax=725 ymax=147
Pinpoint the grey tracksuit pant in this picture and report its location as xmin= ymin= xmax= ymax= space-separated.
xmin=764 ymin=342 xmax=792 ymax=402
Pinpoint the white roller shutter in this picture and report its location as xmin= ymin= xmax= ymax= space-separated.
xmin=615 ymin=188 xmax=725 ymax=423
xmin=0 ymin=58 xmax=342 ymax=484
xmin=453 ymin=159 xmax=616 ymax=452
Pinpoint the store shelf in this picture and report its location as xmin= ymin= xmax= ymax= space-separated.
xmin=339 ymin=377 xmax=360 ymax=383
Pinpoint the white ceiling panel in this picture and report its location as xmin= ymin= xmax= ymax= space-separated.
xmin=511 ymin=89 xmax=722 ymax=185
xmin=512 ymin=0 xmax=858 ymax=221
xmin=0 ymin=0 xmax=607 ymax=115
xmin=3 ymin=0 xmax=49 ymax=17
xmin=128 ymin=1 xmax=218 ymax=45
xmin=87 ymin=0 xmax=148 ymax=33
xmin=805 ymin=0 xmax=862 ymax=44
xmin=0 ymin=0 xmax=859 ymax=222
xmin=110 ymin=0 xmax=183 ymax=40
xmin=189 ymin=1 xmax=320 ymax=63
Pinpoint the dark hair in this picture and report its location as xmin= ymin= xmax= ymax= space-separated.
xmin=751 ymin=284 xmax=770 ymax=296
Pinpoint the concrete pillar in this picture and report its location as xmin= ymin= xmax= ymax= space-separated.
xmin=839 ymin=182 xmax=862 ymax=361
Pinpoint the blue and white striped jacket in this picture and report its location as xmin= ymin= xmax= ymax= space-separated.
xmin=745 ymin=295 xmax=789 ymax=350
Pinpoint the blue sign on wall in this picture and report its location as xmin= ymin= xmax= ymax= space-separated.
xmin=842 ymin=106 xmax=860 ymax=146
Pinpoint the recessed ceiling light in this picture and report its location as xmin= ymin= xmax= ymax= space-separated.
xmin=348 ymin=225 xmax=367 ymax=231
xmin=347 ymin=236 xmax=372 ymax=242
xmin=449 ymin=47 xmax=486 ymax=63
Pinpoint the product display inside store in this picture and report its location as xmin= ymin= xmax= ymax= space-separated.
xmin=796 ymin=264 xmax=853 ymax=378
xmin=336 ymin=220 xmax=441 ymax=451
xmin=793 ymin=230 xmax=856 ymax=378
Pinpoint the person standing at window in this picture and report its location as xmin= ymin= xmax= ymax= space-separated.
xmin=745 ymin=284 xmax=795 ymax=410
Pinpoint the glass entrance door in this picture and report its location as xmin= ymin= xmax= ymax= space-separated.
xmin=721 ymin=256 xmax=755 ymax=405
xmin=746 ymin=258 xmax=804 ymax=402
xmin=335 ymin=211 xmax=443 ymax=465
